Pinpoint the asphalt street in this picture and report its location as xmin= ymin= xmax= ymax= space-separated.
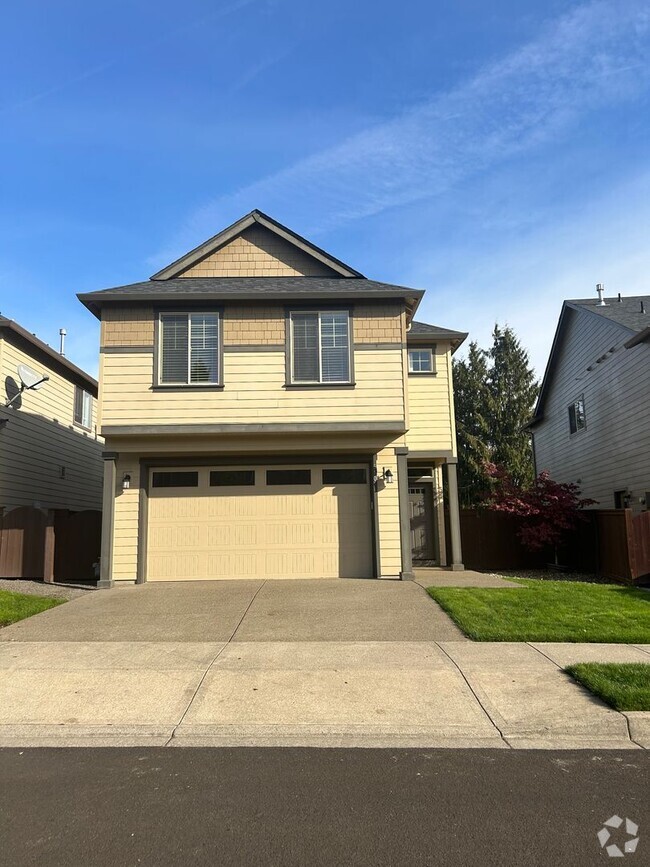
xmin=1 ymin=748 xmax=648 ymax=866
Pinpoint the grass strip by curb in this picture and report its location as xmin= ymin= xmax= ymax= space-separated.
xmin=427 ymin=579 xmax=650 ymax=643
xmin=566 ymin=663 xmax=650 ymax=711
xmin=0 ymin=589 xmax=64 ymax=628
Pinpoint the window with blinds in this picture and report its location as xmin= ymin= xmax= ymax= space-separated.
xmin=159 ymin=313 xmax=220 ymax=385
xmin=290 ymin=311 xmax=350 ymax=383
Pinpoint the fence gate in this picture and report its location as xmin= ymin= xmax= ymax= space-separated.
xmin=0 ymin=506 xmax=52 ymax=579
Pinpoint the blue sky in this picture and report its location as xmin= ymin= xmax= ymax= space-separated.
xmin=1 ymin=0 xmax=649 ymax=377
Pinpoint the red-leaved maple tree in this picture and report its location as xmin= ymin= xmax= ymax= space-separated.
xmin=482 ymin=463 xmax=597 ymax=555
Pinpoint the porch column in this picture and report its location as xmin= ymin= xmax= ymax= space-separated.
xmin=445 ymin=459 xmax=464 ymax=571
xmin=395 ymin=447 xmax=414 ymax=581
xmin=98 ymin=452 xmax=117 ymax=589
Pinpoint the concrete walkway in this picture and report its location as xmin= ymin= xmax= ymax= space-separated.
xmin=414 ymin=568 xmax=522 ymax=589
xmin=0 ymin=639 xmax=648 ymax=749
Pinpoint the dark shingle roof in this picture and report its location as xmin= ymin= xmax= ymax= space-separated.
xmin=567 ymin=295 xmax=650 ymax=333
xmin=78 ymin=277 xmax=424 ymax=318
xmin=408 ymin=319 xmax=467 ymax=350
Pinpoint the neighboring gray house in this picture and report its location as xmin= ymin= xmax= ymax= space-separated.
xmin=527 ymin=288 xmax=650 ymax=513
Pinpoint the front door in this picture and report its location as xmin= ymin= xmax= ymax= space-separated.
xmin=408 ymin=485 xmax=437 ymax=564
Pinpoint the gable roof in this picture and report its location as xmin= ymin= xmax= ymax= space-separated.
xmin=78 ymin=277 xmax=424 ymax=319
xmin=150 ymin=209 xmax=364 ymax=280
xmin=527 ymin=293 xmax=650 ymax=429
xmin=0 ymin=316 xmax=98 ymax=394
xmin=408 ymin=319 xmax=467 ymax=351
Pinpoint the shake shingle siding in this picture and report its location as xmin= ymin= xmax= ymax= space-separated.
xmin=532 ymin=307 xmax=650 ymax=510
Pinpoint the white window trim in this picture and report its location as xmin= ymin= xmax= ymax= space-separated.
xmin=568 ymin=394 xmax=587 ymax=435
xmin=289 ymin=310 xmax=352 ymax=385
xmin=74 ymin=387 xmax=93 ymax=430
xmin=408 ymin=347 xmax=435 ymax=374
xmin=157 ymin=311 xmax=222 ymax=387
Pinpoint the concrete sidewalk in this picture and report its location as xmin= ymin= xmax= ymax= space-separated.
xmin=0 ymin=640 xmax=648 ymax=749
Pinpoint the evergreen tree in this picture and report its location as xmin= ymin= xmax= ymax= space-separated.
xmin=452 ymin=325 xmax=539 ymax=504
xmin=487 ymin=325 xmax=539 ymax=488
xmin=453 ymin=342 xmax=492 ymax=506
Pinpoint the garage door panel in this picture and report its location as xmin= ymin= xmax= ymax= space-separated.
xmin=147 ymin=463 xmax=373 ymax=580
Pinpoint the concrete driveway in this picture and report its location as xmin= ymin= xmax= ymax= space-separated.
xmin=0 ymin=578 xmax=465 ymax=643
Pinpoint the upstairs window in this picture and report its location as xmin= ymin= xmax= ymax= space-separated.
xmin=408 ymin=348 xmax=434 ymax=373
xmin=74 ymin=386 xmax=93 ymax=429
xmin=290 ymin=311 xmax=351 ymax=384
xmin=568 ymin=395 xmax=586 ymax=434
xmin=159 ymin=312 xmax=220 ymax=385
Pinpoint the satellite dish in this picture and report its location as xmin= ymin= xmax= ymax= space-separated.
xmin=17 ymin=363 xmax=47 ymax=390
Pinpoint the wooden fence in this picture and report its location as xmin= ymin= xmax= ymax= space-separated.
xmin=460 ymin=508 xmax=650 ymax=584
xmin=0 ymin=507 xmax=101 ymax=583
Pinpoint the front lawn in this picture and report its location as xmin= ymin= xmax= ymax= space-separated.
xmin=566 ymin=663 xmax=650 ymax=711
xmin=427 ymin=579 xmax=650 ymax=643
xmin=0 ymin=589 xmax=64 ymax=627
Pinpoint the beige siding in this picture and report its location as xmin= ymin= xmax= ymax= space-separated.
xmin=113 ymin=455 xmax=140 ymax=581
xmin=376 ymin=447 xmax=401 ymax=576
xmin=405 ymin=344 xmax=455 ymax=451
xmin=223 ymin=306 xmax=284 ymax=345
xmin=178 ymin=225 xmax=339 ymax=277
xmin=0 ymin=335 xmax=102 ymax=511
xmin=533 ymin=308 xmax=650 ymax=510
xmin=102 ymin=307 xmax=154 ymax=346
xmin=99 ymin=301 xmax=407 ymax=429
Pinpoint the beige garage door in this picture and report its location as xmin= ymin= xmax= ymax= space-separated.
xmin=146 ymin=464 xmax=373 ymax=581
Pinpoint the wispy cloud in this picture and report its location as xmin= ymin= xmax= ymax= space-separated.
xmin=0 ymin=0 xmax=259 ymax=116
xmin=155 ymin=0 xmax=650 ymax=263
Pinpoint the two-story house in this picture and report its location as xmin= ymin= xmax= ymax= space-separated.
xmin=527 ymin=287 xmax=650 ymax=511
xmin=78 ymin=211 xmax=467 ymax=587
xmin=0 ymin=316 xmax=102 ymax=515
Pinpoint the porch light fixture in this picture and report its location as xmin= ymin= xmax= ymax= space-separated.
xmin=374 ymin=467 xmax=394 ymax=487
xmin=122 ymin=473 xmax=131 ymax=490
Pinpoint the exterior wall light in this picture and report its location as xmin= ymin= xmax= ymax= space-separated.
xmin=122 ymin=473 xmax=131 ymax=490
xmin=374 ymin=467 xmax=394 ymax=487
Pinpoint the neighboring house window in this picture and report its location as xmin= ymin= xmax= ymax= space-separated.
xmin=408 ymin=348 xmax=434 ymax=373
xmin=159 ymin=312 xmax=220 ymax=385
xmin=290 ymin=311 xmax=351 ymax=384
xmin=568 ymin=395 xmax=586 ymax=434
xmin=74 ymin=386 xmax=93 ymax=429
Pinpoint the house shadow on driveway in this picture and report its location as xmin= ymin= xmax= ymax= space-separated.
xmin=0 ymin=579 xmax=466 ymax=643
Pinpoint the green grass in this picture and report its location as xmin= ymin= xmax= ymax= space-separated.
xmin=566 ymin=663 xmax=650 ymax=711
xmin=0 ymin=589 xmax=64 ymax=627
xmin=427 ymin=579 xmax=650 ymax=642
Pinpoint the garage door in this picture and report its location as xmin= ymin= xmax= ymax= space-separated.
xmin=146 ymin=464 xmax=373 ymax=580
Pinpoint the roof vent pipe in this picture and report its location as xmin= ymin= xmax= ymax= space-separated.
xmin=642 ymin=300 xmax=646 ymax=314
xmin=618 ymin=293 xmax=622 ymax=303
xmin=59 ymin=328 xmax=67 ymax=356
xmin=596 ymin=283 xmax=606 ymax=306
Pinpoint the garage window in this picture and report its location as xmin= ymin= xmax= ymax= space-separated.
xmin=322 ymin=468 xmax=367 ymax=485
xmin=152 ymin=471 xmax=199 ymax=488
xmin=159 ymin=312 xmax=221 ymax=385
xmin=290 ymin=311 xmax=351 ymax=384
xmin=266 ymin=469 xmax=311 ymax=486
xmin=210 ymin=470 xmax=255 ymax=487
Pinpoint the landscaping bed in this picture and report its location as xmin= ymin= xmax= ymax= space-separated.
xmin=566 ymin=663 xmax=650 ymax=711
xmin=427 ymin=579 xmax=650 ymax=643
xmin=0 ymin=589 xmax=65 ymax=628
